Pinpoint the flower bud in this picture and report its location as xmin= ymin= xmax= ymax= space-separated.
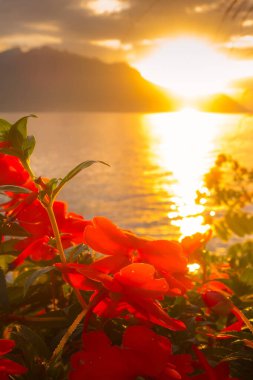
xmin=202 ymin=290 xmax=233 ymax=316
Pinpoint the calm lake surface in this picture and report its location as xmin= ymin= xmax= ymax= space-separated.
xmin=2 ymin=110 xmax=253 ymax=239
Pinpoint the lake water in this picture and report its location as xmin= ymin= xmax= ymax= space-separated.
xmin=2 ymin=109 xmax=253 ymax=239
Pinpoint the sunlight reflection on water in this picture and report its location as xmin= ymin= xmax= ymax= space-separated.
xmin=143 ymin=108 xmax=233 ymax=236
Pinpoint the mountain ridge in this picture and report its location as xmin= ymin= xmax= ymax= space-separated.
xmin=194 ymin=93 xmax=248 ymax=114
xmin=0 ymin=46 xmax=176 ymax=113
xmin=0 ymin=46 xmax=247 ymax=114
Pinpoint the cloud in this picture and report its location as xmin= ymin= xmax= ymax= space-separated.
xmin=0 ymin=0 xmax=250 ymax=61
xmin=91 ymin=39 xmax=132 ymax=50
xmin=225 ymin=34 xmax=253 ymax=49
xmin=0 ymin=33 xmax=61 ymax=52
xmin=24 ymin=22 xmax=60 ymax=33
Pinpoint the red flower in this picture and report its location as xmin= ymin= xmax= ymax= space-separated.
xmin=9 ymin=200 xmax=90 ymax=267
xmin=16 ymin=200 xmax=90 ymax=242
xmin=122 ymin=325 xmax=193 ymax=379
xmin=69 ymin=331 xmax=130 ymax=380
xmin=0 ymin=340 xmax=15 ymax=356
xmin=69 ymin=326 xmax=193 ymax=380
xmin=10 ymin=236 xmax=57 ymax=268
xmin=181 ymin=230 xmax=212 ymax=257
xmin=56 ymin=263 xmax=101 ymax=292
xmin=0 ymin=154 xmax=30 ymax=187
xmin=200 ymin=281 xmax=234 ymax=316
xmin=56 ymin=262 xmax=186 ymax=330
xmin=181 ymin=230 xmax=212 ymax=265
xmin=84 ymin=217 xmax=191 ymax=294
xmin=0 ymin=339 xmax=27 ymax=380
xmin=93 ymin=263 xmax=183 ymax=330
xmin=199 ymin=281 xmax=246 ymax=339
xmin=0 ymin=151 xmax=36 ymax=220
xmin=200 ymin=281 xmax=233 ymax=295
xmin=201 ymin=290 xmax=233 ymax=316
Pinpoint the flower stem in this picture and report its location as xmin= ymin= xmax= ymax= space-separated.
xmin=83 ymin=290 xmax=106 ymax=331
xmin=50 ymin=290 xmax=106 ymax=363
xmin=23 ymin=158 xmax=87 ymax=308
xmin=22 ymin=159 xmax=35 ymax=181
xmin=46 ymin=203 xmax=87 ymax=308
xmin=233 ymin=306 xmax=253 ymax=335
xmin=46 ymin=203 xmax=66 ymax=264
xmin=50 ymin=308 xmax=87 ymax=363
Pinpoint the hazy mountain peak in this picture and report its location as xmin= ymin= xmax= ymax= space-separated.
xmin=0 ymin=46 xmax=174 ymax=112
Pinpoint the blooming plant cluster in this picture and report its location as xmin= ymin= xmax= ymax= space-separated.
xmin=0 ymin=116 xmax=253 ymax=379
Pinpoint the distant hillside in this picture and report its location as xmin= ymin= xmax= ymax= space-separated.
xmin=195 ymin=93 xmax=247 ymax=113
xmin=231 ymin=77 xmax=253 ymax=112
xmin=0 ymin=47 xmax=176 ymax=113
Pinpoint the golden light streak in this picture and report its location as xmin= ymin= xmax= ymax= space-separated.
xmin=143 ymin=108 xmax=227 ymax=236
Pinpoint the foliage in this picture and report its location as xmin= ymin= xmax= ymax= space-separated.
xmin=0 ymin=117 xmax=253 ymax=379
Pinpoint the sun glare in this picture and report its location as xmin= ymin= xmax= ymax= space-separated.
xmin=134 ymin=37 xmax=242 ymax=99
xmin=83 ymin=0 xmax=129 ymax=14
xmin=187 ymin=263 xmax=201 ymax=273
xmin=143 ymin=108 xmax=227 ymax=236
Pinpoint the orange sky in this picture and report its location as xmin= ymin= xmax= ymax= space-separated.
xmin=0 ymin=0 xmax=253 ymax=63
xmin=1 ymin=0 xmax=253 ymax=96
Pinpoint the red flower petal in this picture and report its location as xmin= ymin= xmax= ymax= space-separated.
xmin=91 ymin=254 xmax=130 ymax=274
xmin=0 ymin=358 xmax=27 ymax=375
xmin=139 ymin=240 xmax=188 ymax=273
xmin=123 ymin=325 xmax=172 ymax=376
xmin=82 ymin=331 xmax=111 ymax=351
xmin=84 ymin=216 xmax=132 ymax=256
xmin=11 ymin=236 xmax=56 ymax=268
xmin=0 ymin=340 xmax=15 ymax=356
xmin=114 ymin=263 xmax=169 ymax=298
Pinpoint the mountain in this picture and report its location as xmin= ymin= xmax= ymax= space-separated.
xmin=0 ymin=47 xmax=176 ymax=113
xmin=195 ymin=93 xmax=247 ymax=113
xmin=230 ymin=77 xmax=253 ymax=112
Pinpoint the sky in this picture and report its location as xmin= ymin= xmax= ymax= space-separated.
xmin=2 ymin=0 xmax=253 ymax=98
xmin=0 ymin=0 xmax=253 ymax=63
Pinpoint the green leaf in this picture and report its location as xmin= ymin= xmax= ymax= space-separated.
xmin=64 ymin=243 xmax=87 ymax=261
xmin=10 ymin=324 xmax=50 ymax=361
xmin=0 ymin=119 xmax=11 ymax=141
xmin=0 ymin=221 xmax=30 ymax=237
xmin=13 ymin=267 xmax=37 ymax=286
xmin=0 ymin=254 xmax=16 ymax=269
xmin=0 ymin=118 xmax=11 ymax=131
xmin=0 ymin=147 xmax=21 ymax=158
xmin=241 ymin=268 xmax=253 ymax=286
xmin=23 ymin=135 xmax=36 ymax=159
xmin=0 ymin=185 xmax=31 ymax=194
xmin=24 ymin=266 xmax=54 ymax=295
xmin=214 ymin=221 xmax=230 ymax=240
xmin=9 ymin=116 xmax=28 ymax=150
xmin=53 ymin=160 xmax=110 ymax=197
xmin=45 ymin=178 xmax=60 ymax=197
xmin=8 ymin=114 xmax=36 ymax=153
xmin=225 ymin=213 xmax=247 ymax=237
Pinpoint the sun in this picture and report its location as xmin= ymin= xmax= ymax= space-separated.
xmin=133 ymin=36 xmax=239 ymax=99
xmin=83 ymin=0 xmax=129 ymax=14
